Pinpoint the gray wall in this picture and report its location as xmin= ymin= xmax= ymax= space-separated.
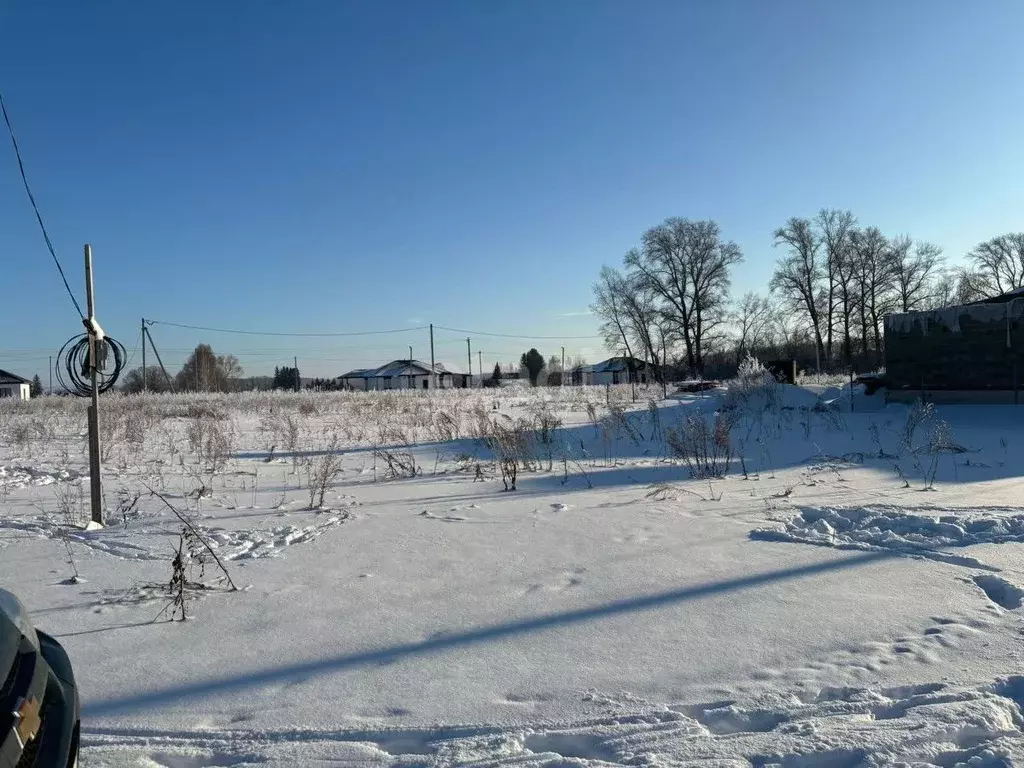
xmin=885 ymin=303 xmax=1024 ymax=391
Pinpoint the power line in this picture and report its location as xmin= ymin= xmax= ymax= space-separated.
xmin=147 ymin=320 xmax=429 ymax=338
xmin=0 ymin=92 xmax=84 ymax=318
xmin=434 ymin=325 xmax=602 ymax=340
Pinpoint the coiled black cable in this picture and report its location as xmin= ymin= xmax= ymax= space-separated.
xmin=56 ymin=334 xmax=127 ymax=396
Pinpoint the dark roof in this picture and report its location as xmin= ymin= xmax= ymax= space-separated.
xmin=973 ymin=286 xmax=1024 ymax=305
xmin=340 ymin=368 xmax=378 ymax=379
xmin=0 ymin=369 xmax=30 ymax=385
xmin=590 ymin=356 xmax=649 ymax=373
xmin=342 ymin=360 xmax=462 ymax=379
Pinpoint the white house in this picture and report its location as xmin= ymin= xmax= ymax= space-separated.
xmin=0 ymin=369 xmax=31 ymax=400
xmin=571 ymin=357 xmax=654 ymax=386
xmin=340 ymin=360 xmax=469 ymax=391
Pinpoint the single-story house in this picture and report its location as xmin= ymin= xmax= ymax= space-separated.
xmin=0 ymin=369 xmax=31 ymax=400
xmin=341 ymin=360 xmax=469 ymax=391
xmin=338 ymin=368 xmax=377 ymax=391
xmin=570 ymin=357 xmax=655 ymax=386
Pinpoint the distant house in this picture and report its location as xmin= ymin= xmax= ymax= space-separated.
xmin=339 ymin=368 xmax=378 ymax=391
xmin=570 ymin=357 xmax=654 ymax=386
xmin=0 ymin=369 xmax=31 ymax=400
xmin=340 ymin=360 xmax=469 ymax=391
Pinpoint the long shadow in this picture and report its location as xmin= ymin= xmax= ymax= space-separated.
xmin=84 ymin=547 xmax=899 ymax=718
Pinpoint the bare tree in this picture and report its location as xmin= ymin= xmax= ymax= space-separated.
xmin=817 ymin=209 xmax=857 ymax=363
xmin=772 ymin=308 xmax=812 ymax=359
xmin=617 ymin=257 xmax=666 ymax=376
xmin=830 ymin=235 xmax=860 ymax=366
xmin=965 ymin=233 xmax=1024 ymax=297
xmin=889 ymin=237 xmax=945 ymax=312
xmin=175 ymin=345 xmax=245 ymax=392
xmin=591 ymin=266 xmax=637 ymax=361
xmin=628 ymin=218 xmax=742 ymax=375
xmin=771 ymin=217 xmax=824 ymax=367
xmin=218 ymin=354 xmax=243 ymax=384
xmin=121 ymin=366 xmax=173 ymax=394
xmin=850 ymin=227 xmax=894 ymax=365
xmin=732 ymin=292 xmax=774 ymax=363
xmin=946 ymin=266 xmax=990 ymax=306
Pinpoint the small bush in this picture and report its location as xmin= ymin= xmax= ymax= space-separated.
xmin=667 ymin=412 xmax=735 ymax=479
xmin=306 ymin=439 xmax=344 ymax=508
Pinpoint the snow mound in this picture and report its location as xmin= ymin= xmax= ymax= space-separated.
xmin=206 ymin=512 xmax=350 ymax=560
xmin=752 ymin=505 xmax=1024 ymax=566
xmin=0 ymin=516 xmax=165 ymax=560
xmin=0 ymin=464 xmax=81 ymax=489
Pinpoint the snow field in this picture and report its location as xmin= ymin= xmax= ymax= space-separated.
xmin=3 ymin=376 xmax=1024 ymax=765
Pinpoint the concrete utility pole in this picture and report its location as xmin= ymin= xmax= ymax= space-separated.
xmin=294 ymin=356 xmax=300 ymax=392
xmin=48 ymin=356 xmax=52 ymax=394
xmin=561 ymin=346 xmax=565 ymax=387
xmin=429 ymin=324 xmax=436 ymax=389
xmin=84 ymin=245 xmax=103 ymax=525
xmin=466 ymin=338 xmax=472 ymax=386
xmin=478 ymin=350 xmax=482 ymax=387
xmin=141 ymin=318 xmax=147 ymax=393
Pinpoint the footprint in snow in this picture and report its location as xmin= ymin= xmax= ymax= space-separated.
xmin=419 ymin=510 xmax=466 ymax=522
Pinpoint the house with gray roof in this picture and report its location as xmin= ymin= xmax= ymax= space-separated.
xmin=0 ymin=369 xmax=31 ymax=400
xmin=570 ymin=356 xmax=654 ymax=386
xmin=341 ymin=360 xmax=469 ymax=390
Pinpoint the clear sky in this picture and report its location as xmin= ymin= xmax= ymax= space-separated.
xmin=1 ymin=1 xmax=1022 ymax=380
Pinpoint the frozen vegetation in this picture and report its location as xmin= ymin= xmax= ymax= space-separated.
xmin=3 ymin=364 xmax=1024 ymax=766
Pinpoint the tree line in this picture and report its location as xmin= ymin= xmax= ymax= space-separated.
xmin=121 ymin=344 xmax=245 ymax=393
xmin=592 ymin=211 xmax=1024 ymax=377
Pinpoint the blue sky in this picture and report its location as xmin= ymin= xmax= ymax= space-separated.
xmin=1 ymin=1 xmax=1021 ymax=379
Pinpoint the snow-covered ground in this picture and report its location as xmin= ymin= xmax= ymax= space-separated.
xmin=4 ymin=375 xmax=1024 ymax=767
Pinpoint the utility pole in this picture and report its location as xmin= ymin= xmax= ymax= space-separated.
xmin=48 ymin=356 xmax=52 ymax=394
xmin=466 ymin=338 xmax=472 ymax=387
xmin=478 ymin=350 xmax=482 ymax=387
xmin=144 ymin=326 xmax=175 ymax=392
xmin=429 ymin=324 xmax=436 ymax=389
xmin=84 ymin=245 xmax=103 ymax=525
xmin=294 ymin=355 xmax=300 ymax=392
xmin=409 ymin=345 xmax=413 ymax=362
xmin=561 ymin=346 xmax=565 ymax=387
xmin=141 ymin=318 xmax=147 ymax=393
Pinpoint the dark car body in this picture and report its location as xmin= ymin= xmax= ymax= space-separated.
xmin=0 ymin=590 xmax=79 ymax=768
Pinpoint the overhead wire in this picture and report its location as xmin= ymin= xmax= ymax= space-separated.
xmin=0 ymin=91 xmax=84 ymax=319
xmin=433 ymin=324 xmax=602 ymax=340
xmin=147 ymin=320 xmax=429 ymax=338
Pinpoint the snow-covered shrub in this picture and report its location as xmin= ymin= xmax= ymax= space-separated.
xmin=429 ymin=409 xmax=461 ymax=443
xmin=305 ymin=434 xmax=344 ymax=509
xmin=486 ymin=416 xmax=537 ymax=490
xmin=795 ymin=370 xmax=853 ymax=387
xmin=667 ymin=411 xmax=735 ymax=479
xmin=722 ymin=355 xmax=781 ymax=417
xmin=899 ymin=400 xmax=934 ymax=454
xmin=529 ymin=402 xmax=563 ymax=446
xmin=372 ymin=447 xmax=418 ymax=480
xmin=602 ymin=403 xmax=642 ymax=445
